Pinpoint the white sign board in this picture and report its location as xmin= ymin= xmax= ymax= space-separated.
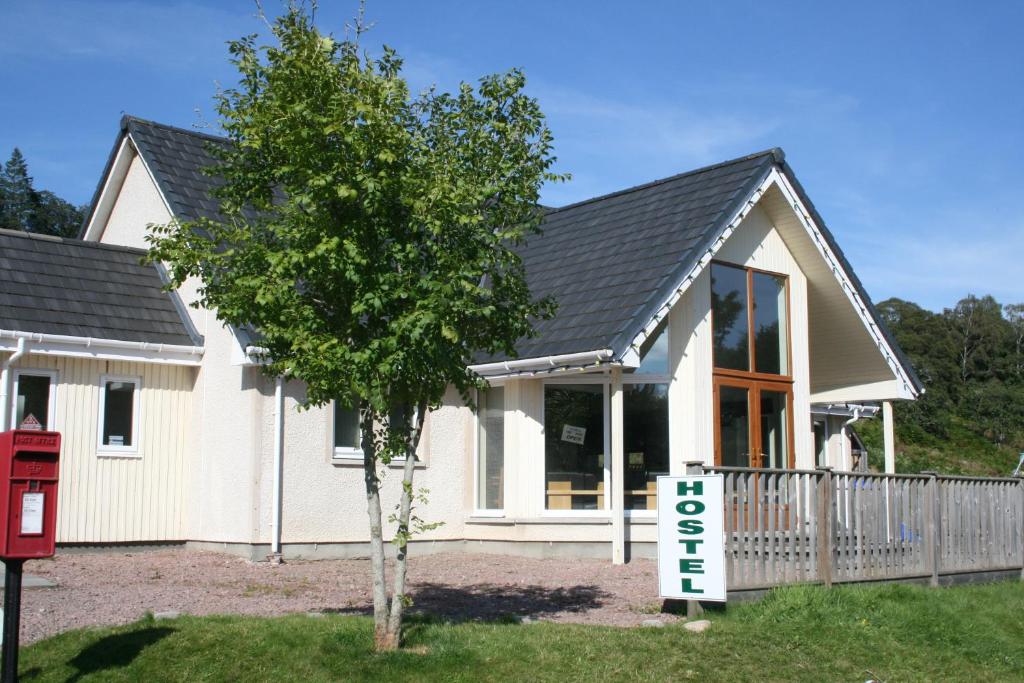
xmin=561 ymin=424 xmax=586 ymax=445
xmin=657 ymin=475 xmax=726 ymax=601
xmin=20 ymin=492 xmax=44 ymax=535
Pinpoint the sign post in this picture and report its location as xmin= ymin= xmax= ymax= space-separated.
xmin=657 ymin=472 xmax=726 ymax=604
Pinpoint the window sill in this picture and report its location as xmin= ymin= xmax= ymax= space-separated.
xmin=97 ymin=451 xmax=142 ymax=459
xmin=465 ymin=516 xmax=514 ymax=525
xmin=331 ymin=457 xmax=426 ymax=469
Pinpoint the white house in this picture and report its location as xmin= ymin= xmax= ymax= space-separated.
xmin=0 ymin=116 xmax=922 ymax=562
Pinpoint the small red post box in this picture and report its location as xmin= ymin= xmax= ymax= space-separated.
xmin=0 ymin=430 xmax=60 ymax=559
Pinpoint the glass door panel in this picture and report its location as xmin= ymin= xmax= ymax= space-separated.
xmin=759 ymin=390 xmax=789 ymax=469
xmin=718 ymin=385 xmax=750 ymax=467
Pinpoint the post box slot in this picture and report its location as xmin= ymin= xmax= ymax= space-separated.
xmin=11 ymin=452 xmax=58 ymax=480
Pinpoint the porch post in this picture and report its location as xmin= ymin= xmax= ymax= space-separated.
xmin=611 ymin=367 xmax=625 ymax=564
xmin=882 ymin=401 xmax=896 ymax=474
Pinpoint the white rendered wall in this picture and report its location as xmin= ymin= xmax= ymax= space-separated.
xmin=98 ymin=152 xmax=171 ymax=249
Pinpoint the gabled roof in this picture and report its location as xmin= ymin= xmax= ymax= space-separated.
xmin=503 ymin=150 xmax=779 ymax=362
xmin=0 ymin=229 xmax=200 ymax=346
xmin=82 ymin=116 xmax=921 ymax=393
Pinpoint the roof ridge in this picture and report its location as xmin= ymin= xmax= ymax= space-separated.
xmin=0 ymin=228 xmax=150 ymax=256
xmin=122 ymin=114 xmax=229 ymax=145
xmin=547 ymin=148 xmax=784 ymax=215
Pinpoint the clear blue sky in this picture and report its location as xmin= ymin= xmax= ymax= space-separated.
xmin=2 ymin=1 xmax=1021 ymax=311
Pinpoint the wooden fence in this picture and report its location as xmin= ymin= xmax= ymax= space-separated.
xmin=690 ymin=464 xmax=1024 ymax=591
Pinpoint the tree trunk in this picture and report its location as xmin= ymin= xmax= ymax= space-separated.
xmin=361 ymin=406 xmax=391 ymax=651
xmin=383 ymin=401 xmax=428 ymax=649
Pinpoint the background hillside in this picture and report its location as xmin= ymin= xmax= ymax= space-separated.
xmin=858 ymin=295 xmax=1024 ymax=476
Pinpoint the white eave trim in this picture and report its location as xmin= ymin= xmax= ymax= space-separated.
xmin=811 ymin=402 xmax=881 ymax=418
xmin=623 ymin=167 xmax=920 ymax=401
xmin=82 ymin=136 xmax=134 ymax=242
xmin=468 ymin=349 xmax=615 ymax=380
xmin=1 ymin=329 xmax=203 ymax=366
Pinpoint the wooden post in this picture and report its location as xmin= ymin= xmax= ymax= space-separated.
xmin=815 ymin=467 xmax=833 ymax=588
xmin=1019 ymin=476 xmax=1024 ymax=581
xmin=923 ymin=471 xmax=941 ymax=587
xmin=685 ymin=461 xmax=705 ymax=618
xmin=611 ymin=367 xmax=625 ymax=565
xmin=882 ymin=401 xmax=896 ymax=474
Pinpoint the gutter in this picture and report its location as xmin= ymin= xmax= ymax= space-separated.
xmin=0 ymin=329 xmax=204 ymax=366
xmin=840 ymin=407 xmax=863 ymax=471
xmin=0 ymin=337 xmax=28 ymax=429
xmin=468 ymin=349 xmax=615 ymax=377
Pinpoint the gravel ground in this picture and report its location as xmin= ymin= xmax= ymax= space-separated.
xmin=15 ymin=549 xmax=679 ymax=643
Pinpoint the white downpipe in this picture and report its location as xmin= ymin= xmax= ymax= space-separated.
xmin=270 ymin=375 xmax=285 ymax=557
xmin=0 ymin=337 xmax=28 ymax=429
xmin=840 ymin=407 xmax=862 ymax=471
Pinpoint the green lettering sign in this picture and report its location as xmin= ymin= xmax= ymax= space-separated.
xmin=679 ymin=558 xmax=705 ymax=574
xmin=680 ymin=578 xmax=704 ymax=594
xmin=676 ymin=480 xmax=704 ymax=496
xmin=677 ymin=519 xmax=704 ymax=535
xmin=677 ymin=539 xmax=704 ymax=554
xmin=675 ymin=499 xmax=705 ymax=515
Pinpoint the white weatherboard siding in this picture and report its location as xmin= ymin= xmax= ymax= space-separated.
xmin=2 ymin=353 xmax=194 ymax=543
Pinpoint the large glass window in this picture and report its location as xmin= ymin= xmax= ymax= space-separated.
xmin=712 ymin=261 xmax=793 ymax=469
xmin=623 ymin=383 xmax=669 ymax=510
xmin=753 ymin=271 xmax=788 ymax=375
xmin=13 ymin=372 xmax=53 ymax=430
xmin=477 ymin=388 xmax=504 ymax=511
xmin=99 ymin=376 xmax=139 ymax=452
xmin=545 ymin=384 xmax=605 ymax=510
xmin=711 ymin=263 xmax=750 ymax=371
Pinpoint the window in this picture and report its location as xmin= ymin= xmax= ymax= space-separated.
xmin=333 ymin=401 xmax=362 ymax=459
xmin=476 ymin=387 xmax=504 ymax=511
xmin=332 ymin=401 xmax=415 ymax=462
xmin=11 ymin=370 xmax=56 ymax=430
xmin=711 ymin=262 xmax=793 ymax=468
xmin=623 ymin=383 xmax=669 ymax=510
xmin=98 ymin=376 xmax=140 ymax=454
xmin=545 ymin=383 xmax=606 ymax=510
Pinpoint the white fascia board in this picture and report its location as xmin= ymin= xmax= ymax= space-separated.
xmin=82 ymin=136 xmax=134 ymax=242
xmin=468 ymin=349 xmax=614 ymax=378
xmin=0 ymin=330 xmax=203 ymax=367
xmin=127 ymin=132 xmax=177 ymax=220
xmin=810 ymin=403 xmax=881 ymax=418
xmin=622 ymin=168 xmax=919 ymax=401
xmin=768 ymin=168 xmax=919 ymax=400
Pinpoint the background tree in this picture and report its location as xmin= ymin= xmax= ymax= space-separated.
xmin=0 ymin=148 xmax=85 ymax=237
xmin=147 ymin=5 xmax=562 ymax=651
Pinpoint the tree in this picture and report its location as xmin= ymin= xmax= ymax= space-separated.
xmin=147 ymin=5 xmax=562 ymax=651
xmin=31 ymin=191 xmax=86 ymax=238
xmin=0 ymin=148 xmax=36 ymax=231
xmin=0 ymin=148 xmax=85 ymax=236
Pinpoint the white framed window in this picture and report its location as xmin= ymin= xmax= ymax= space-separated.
xmin=333 ymin=401 xmax=363 ymax=460
xmin=97 ymin=375 xmax=141 ymax=456
xmin=10 ymin=369 xmax=58 ymax=430
xmin=332 ymin=402 xmax=415 ymax=463
xmin=542 ymin=376 xmax=611 ymax=516
xmin=474 ymin=387 xmax=505 ymax=515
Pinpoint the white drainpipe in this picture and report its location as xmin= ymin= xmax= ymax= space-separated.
xmin=0 ymin=337 xmax=28 ymax=430
xmin=840 ymin=407 xmax=862 ymax=471
xmin=270 ymin=375 xmax=285 ymax=561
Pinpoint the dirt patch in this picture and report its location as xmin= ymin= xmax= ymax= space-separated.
xmin=15 ymin=549 xmax=680 ymax=643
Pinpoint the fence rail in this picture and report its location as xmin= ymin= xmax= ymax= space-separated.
xmin=692 ymin=464 xmax=1024 ymax=590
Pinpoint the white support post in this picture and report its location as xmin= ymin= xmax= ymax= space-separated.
xmin=269 ymin=376 xmax=285 ymax=562
xmin=882 ymin=401 xmax=896 ymax=474
xmin=611 ymin=367 xmax=625 ymax=565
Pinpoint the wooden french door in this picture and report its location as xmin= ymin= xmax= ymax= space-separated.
xmin=713 ymin=376 xmax=795 ymax=469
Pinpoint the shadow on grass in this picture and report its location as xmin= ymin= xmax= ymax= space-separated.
xmin=62 ymin=626 xmax=175 ymax=681
xmin=326 ymin=582 xmax=610 ymax=623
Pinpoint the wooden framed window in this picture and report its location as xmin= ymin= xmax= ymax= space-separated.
xmin=711 ymin=262 xmax=794 ymax=468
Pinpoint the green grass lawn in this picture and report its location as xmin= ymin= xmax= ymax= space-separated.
xmin=21 ymin=580 xmax=1024 ymax=682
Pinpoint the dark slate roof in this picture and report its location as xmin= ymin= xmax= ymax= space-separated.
xmin=83 ymin=116 xmax=921 ymax=392
xmin=502 ymin=150 xmax=779 ymax=362
xmin=0 ymin=229 xmax=200 ymax=346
